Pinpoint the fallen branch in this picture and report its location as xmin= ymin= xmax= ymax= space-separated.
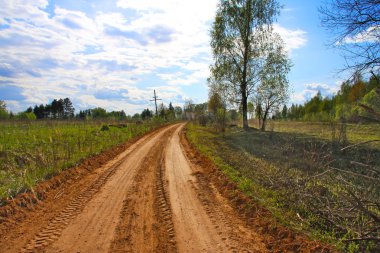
xmin=350 ymin=161 xmax=380 ymax=174
xmin=341 ymin=140 xmax=380 ymax=151
xmin=358 ymin=103 xmax=380 ymax=118
xmin=343 ymin=237 xmax=380 ymax=242
xmin=330 ymin=167 xmax=380 ymax=182
xmin=346 ymin=189 xmax=380 ymax=224
xmin=308 ymin=168 xmax=335 ymax=179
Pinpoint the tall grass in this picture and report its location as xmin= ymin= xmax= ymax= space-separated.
xmin=0 ymin=120 xmax=162 ymax=202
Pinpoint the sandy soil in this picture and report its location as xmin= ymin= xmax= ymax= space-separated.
xmin=0 ymin=123 xmax=333 ymax=253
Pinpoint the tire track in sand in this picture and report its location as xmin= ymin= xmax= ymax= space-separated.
xmin=22 ymin=124 xmax=177 ymax=253
xmin=165 ymin=124 xmax=231 ymax=252
xmin=109 ymin=128 xmax=177 ymax=252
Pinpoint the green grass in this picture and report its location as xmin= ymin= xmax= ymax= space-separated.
xmin=0 ymin=120 xmax=163 ymax=202
xmin=186 ymin=122 xmax=380 ymax=252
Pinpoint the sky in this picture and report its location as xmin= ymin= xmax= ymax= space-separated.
xmin=0 ymin=0 xmax=350 ymax=114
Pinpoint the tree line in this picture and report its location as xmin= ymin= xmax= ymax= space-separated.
xmin=0 ymin=98 xmax=185 ymax=122
xmin=273 ymin=73 xmax=380 ymax=122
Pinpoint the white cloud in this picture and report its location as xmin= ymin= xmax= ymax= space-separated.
xmin=4 ymin=100 xmax=23 ymax=112
xmin=290 ymin=90 xmax=317 ymax=104
xmin=290 ymin=82 xmax=341 ymax=104
xmin=0 ymin=0 xmax=49 ymax=22
xmin=343 ymin=25 xmax=380 ymax=44
xmin=305 ymin=82 xmax=340 ymax=95
xmin=0 ymin=0 xmax=308 ymax=114
xmin=273 ymin=23 xmax=307 ymax=52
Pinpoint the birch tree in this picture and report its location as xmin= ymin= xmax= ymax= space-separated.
xmin=210 ymin=0 xmax=280 ymax=130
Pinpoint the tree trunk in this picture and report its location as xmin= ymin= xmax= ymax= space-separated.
xmin=241 ymin=89 xmax=249 ymax=130
xmin=261 ymin=109 xmax=269 ymax=131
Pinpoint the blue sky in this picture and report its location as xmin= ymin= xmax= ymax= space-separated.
xmin=0 ymin=0 xmax=351 ymax=114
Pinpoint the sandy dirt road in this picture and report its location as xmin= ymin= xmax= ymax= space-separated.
xmin=0 ymin=123 xmax=331 ymax=253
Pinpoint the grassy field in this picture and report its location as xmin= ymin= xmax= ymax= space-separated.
xmin=0 ymin=120 xmax=163 ymax=203
xmin=253 ymin=120 xmax=380 ymax=150
xmin=186 ymin=121 xmax=380 ymax=252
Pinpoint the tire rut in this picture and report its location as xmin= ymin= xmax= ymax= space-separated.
xmin=109 ymin=127 xmax=178 ymax=253
xmin=155 ymin=158 xmax=177 ymax=251
xmin=21 ymin=157 xmax=124 ymax=253
xmin=191 ymin=173 xmax=259 ymax=252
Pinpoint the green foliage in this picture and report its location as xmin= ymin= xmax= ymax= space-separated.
xmin=256 ymin=32 xmax=291 ymax=130
xmin=358 ymin=88 xmax=380 ymax=121
xmin=91 ymin=107 xmax=107 ymax=118
xmin=286 ymin=74 xmax=380 ymax=122
xmin=210 ymin=0 xmax=281 ymax=129
xmin=100 ymin=124 xmax=110 ymax=131
xmin=141 ymin=108 xmax=153 ymax=120
xmin=0 ymin=101 xmax=8 ymax=120
xmin=16 ymin=112 xmax=37 ymax=120
xmin=33 ymin=97 xmax=75 ymax=119
xmin=167 ymin=102 xmax=175 ymax=121
xmin=174 ymin=106 xmax=183 ymax=119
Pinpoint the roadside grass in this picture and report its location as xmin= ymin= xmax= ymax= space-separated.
xmin=186 ymin=122 xmax=380 ymax=252
xmin=0 ymin=120 xmax=163 ymax=203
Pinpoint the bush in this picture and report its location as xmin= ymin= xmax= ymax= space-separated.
xmin=198 ymin=115 xmax=209 ymax=126
xmin=100 ymin=125 xmax=110 ymax=131
xmin=16 ymin=112 xmax=36 ymax=120
xmin=0 ymin=110 xmax=8 ymax=120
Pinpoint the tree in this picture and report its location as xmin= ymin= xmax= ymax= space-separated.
xmin=255 ymin=102 xmax=262 ymax=128
xmin=33 ymin=104 xmax=45 ymax=119
xmin=281 ymin=104 xmax=288 ymax=119
xmin=141 ymin=108 xmax=153 ymax=120
xmin=108 ymin=110 xmax=127 ymax=120
xmin=174 ymin=106 xmax=183 ymax=119
xmin=51 ymin=99 xmax=59 ymax=119
xmin=132 ymin=113 xmax=141 ymax=121
xmin=247 ymin=101 xmax=255 ymax=119
xmin=91 ymin=107 xmax=107 ymax=118
xmin=0 ymin=100 xmax=9 ymax=120
xmin=17 ymin=112 xmax=37 ymax=120
xmin=305 ymin=91 xmax=323 ymax=115
xmin=320 ymin=0 xmax=380 ymax=73
xmin=77 ymin=110 xmax=86 ymax=119
xmin=359 ymin=87 xmax=380 ymax=121
xmin=256 ymin=34 xmax=291 ymax=131
xmin=49 ymin=99 xmax=64 ymax=119
xmin=183 ymin=99 xmax=195 ymax=120
xmin=25 ymin=106 xmax=33 ymax=113
xmin=167 ymin=102 xmax=175 ymax=120
xmin=208 ymin=76 xmax=230 ymax=131
xmin=158 ymin=103 xmax=167 ymax=119
xmin=194 ymin=103 xmax=209 ymax=126
xmin=63 ymin=98 xmax=75 ymax=119
xmin=208 ymin=90 xmax=224 ymax=116
xmin=210 ymin=0 xmax=280 ymax=130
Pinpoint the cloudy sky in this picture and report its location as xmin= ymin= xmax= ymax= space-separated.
xmin=0 ymin=0 xmax=349 ymax=114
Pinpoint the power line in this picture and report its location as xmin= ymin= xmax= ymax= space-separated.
xmin=150 ymin=90 xmax=162 ymax=116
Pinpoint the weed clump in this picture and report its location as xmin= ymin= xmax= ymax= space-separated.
xmin=100 ymin=125 xmax=110 ymax=131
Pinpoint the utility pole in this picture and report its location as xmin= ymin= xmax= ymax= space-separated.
xmin=150 ymin=90 xmax=162 ymax=116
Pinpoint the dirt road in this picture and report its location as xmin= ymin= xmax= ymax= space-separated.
xmin=0 ymin=123 xmax=331 ymax=252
